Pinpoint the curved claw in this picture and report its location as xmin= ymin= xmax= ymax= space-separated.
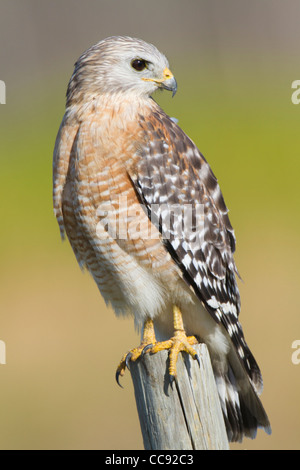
xmin=141 ymin=343 xmax=153 ymax=357
xmin=169 ymin=374 xmax=176 ymax=389
xmin=125 ymin=352 xmax=134 ymax=370
xmin=195 ymin=354 xmax=201 ymax=368
xmin=115 ymin=370 xmax=124 ymax=388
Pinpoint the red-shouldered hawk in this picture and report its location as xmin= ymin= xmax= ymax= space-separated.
xmin=53 ymin=36 xmax=271 ymax=442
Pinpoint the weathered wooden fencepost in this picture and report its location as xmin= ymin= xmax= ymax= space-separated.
xmin=130 ymin=343 xmax=229 ymax=450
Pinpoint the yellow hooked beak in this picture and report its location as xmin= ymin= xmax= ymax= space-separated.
xmin=142 ymin=67 xmax=177 ymax=97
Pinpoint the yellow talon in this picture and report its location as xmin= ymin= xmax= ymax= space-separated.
xmin=116 ymin=306 xmax=200 ymax=386
xmin=116 ymin=318 xmax=156 ymax=386
xmin=150 ymin=329 xmax=199 ymax=379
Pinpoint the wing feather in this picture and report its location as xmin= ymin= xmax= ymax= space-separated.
xmin=129 ymin=107 xmax=262 ymax=392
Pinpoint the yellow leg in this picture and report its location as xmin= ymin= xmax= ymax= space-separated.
xmin=150 ymin=305 xmax=199 ymax=381
xmin=116 ymin=307 xmax=200 ymax=386
xmin=116 ymin=318 xmax=156 ymax=386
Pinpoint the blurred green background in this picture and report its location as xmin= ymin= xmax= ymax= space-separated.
xmin=0 ymin=0 xmax=300 ymax=450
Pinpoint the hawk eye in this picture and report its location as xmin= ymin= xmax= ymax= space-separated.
xmin=131 ymin=59 xmax=147 ymax=72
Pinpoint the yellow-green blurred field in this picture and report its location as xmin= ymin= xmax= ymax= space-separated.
xmin=0 ymin=0 xmax=300 ymax=450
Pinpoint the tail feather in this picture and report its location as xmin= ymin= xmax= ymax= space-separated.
xmin=214 ymin=363 xmax=271 ymax=442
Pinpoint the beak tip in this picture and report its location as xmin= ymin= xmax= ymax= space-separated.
xmin=162 ymin=76 xmax=178 ymax=97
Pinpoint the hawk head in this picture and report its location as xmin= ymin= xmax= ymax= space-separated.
xmin=66 ymin=36 xmax=177 ymax=105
